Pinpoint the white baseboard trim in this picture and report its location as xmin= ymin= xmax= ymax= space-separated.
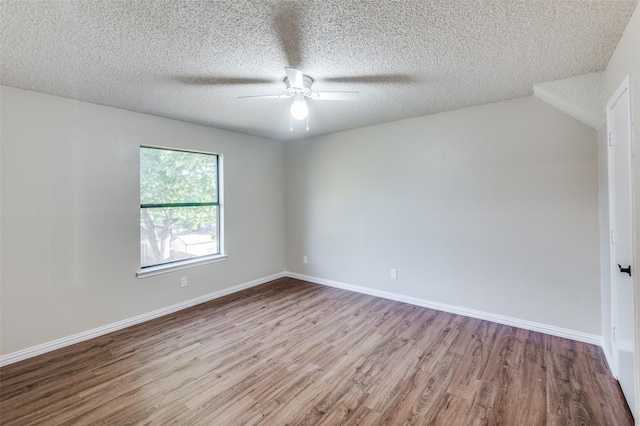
xmin=0 ymin=272 xmax=286 ymax=367
xmin=0 ymin=271 xmax=605 ymax=367
xmin=285 ymin=271 xmax=602 ymax=346
xmin=601 ymin=342 xmax=616 ymax=379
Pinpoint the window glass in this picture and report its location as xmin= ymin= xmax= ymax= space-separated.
xmin=140 ymin=147 xmax=220 ymax=268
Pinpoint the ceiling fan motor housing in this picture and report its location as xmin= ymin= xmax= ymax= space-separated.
xmin=286 ymin=75 xmax=313 ymax=96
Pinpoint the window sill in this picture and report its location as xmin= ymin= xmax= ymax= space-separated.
xmin=136 ymin=254 xmax=228 ymax=278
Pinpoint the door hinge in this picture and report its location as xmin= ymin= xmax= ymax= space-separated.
xmin=610 ymin=229 xmax=616 ymax=244
xmin=613 ymin=326 xmax=617 ymax=341
xmin=608 ymin=132 xmax=614 ymax=146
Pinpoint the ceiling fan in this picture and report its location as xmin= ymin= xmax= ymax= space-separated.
xmin=174 ymin=7 xmax=412 ymax=132
xmin=239 ymin=67 xmax=359 ymax=128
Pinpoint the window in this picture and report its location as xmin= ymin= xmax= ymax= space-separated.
xmin=139 ymin=146 xmax=223 ymax=273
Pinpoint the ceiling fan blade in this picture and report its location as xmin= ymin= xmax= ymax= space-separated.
xmin=174 ymin=76 xmax=273 ymax=86
xmin=285 ymin=67 xmax=304 ymax=90
xmin=309 ymin=91 xmax=359 ymax=101
xmin=274 ymin=7 xmax=303 ymax=68
xmin=323 ymin=74 xmax=414 ymax=84
xmin=238 ymin=94 xmax=292 ymax=99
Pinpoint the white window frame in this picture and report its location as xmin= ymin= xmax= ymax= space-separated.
xmin=136 ymin=146 xmax=226 ymax=278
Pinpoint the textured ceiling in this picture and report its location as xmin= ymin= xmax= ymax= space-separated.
xmin=1 ymin=1 xmax=637 ymax=141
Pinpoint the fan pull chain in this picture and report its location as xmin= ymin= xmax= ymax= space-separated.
xmin=306 ymin=116 xmax=309 ymax=132
xmin=289 ymin=115 xmax=293 ymax=132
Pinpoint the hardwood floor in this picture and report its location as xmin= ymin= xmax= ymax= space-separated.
xmin=0 ymin=278 xmax=633 ymax=425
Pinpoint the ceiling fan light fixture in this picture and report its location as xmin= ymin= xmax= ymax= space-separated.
xmin=290 ymin=98 xmax=308 ymax=120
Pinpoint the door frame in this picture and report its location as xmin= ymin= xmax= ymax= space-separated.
xmin=606 ymin=74 xmax=638 ymax=417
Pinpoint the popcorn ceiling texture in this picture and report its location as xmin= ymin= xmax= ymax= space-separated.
xmin=0 ymin=0 xmax=637 ymax=141
xmin=534 ymin=73 xmax=606 ymax=129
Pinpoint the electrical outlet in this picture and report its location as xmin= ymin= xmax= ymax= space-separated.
xmin=180 ymin=276 xmax=188 ymax=287
xmin=390 ymin=269 xmax=398 ymax=279
xmin=303 ymin=255 xmax=308 ymax=264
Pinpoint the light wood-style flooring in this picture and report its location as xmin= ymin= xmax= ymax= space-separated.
xmin=0 ymin=277 xmax=633 ymax=425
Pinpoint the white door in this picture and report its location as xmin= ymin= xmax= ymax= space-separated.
xmin=607 ymin=75 xmax=636 ymax=418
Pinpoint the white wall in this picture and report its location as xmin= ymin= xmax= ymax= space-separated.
xmin=0 ymin=86 xmax=286 ymax=356
xmin=0 ymin=84 xmax=607 ymax=358
xmin=286 ymin=96 xmax=601 ymax=335
xmin=602 ymin=2 xmax=640 ymax=370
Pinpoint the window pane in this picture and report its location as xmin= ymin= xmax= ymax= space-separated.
xmin=140 ymin=147 xmax=217 ymax=205
xmin=140 ymin=205 xmax=219 ymax=268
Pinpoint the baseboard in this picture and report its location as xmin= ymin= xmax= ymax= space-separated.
xmin=285 ymin=271 xmax=602 ymax=346
xmin=0 ymin=271 xmax=605 ymax=367
xmin=0 ymin=272 xmax=286 ymax=367
xmin=601 ymin=341 xmax=616 ymax=378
